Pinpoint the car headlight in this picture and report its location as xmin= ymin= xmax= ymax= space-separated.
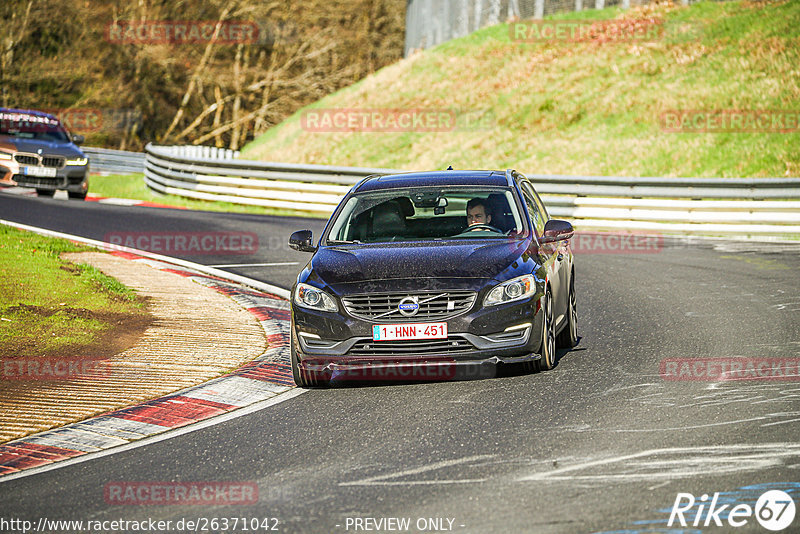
xmin=0 ymin=152 xmax=12 ymax=161
xmin=65 ymin=157 xmax=88 ymax=166
xmin=484 ymin=274 xmax=536 ymax=306
xmin=294 ymin=283 xmax=338 ymax=312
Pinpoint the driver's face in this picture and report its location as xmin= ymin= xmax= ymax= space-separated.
xmin=467 ymin=205 xmax=491 ymax=226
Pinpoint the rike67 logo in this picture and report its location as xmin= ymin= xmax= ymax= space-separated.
xmin=669 ymin=490 xmax=796 ymax=531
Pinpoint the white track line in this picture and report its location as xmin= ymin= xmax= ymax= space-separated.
xmin=208 ymin=262 xmax=300 ymax=268
xmin=0 ymin=389 xmax=306 ymax=484
xmin=0 ymin=219 xmax=290 ymax=299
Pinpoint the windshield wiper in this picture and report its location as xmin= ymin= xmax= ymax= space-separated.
xmin=326 ymin=239 xmax=360 ymax=245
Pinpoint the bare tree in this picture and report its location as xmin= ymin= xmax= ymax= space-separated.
xmin=1 ymin=0 xmax=405 ymax=150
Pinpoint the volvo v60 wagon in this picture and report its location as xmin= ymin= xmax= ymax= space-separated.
xmin=288 ymin=169 xmax=577 ymax=387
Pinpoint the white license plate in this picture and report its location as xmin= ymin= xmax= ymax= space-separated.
xmin=24 ymin=166 xmax=57 ymax=177
xmin=373 ymin=322 xmax=448 ymax=341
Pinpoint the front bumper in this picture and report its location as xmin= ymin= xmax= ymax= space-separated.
xmin=300 ymin=352 xmax=541 ymax=382
xmin=0 ymin=161 xmax=88 ymax=192
xmin=292 ymin=294 xmax=545 ymax=381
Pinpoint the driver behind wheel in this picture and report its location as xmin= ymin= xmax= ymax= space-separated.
xmin=466 ymin=197 xmax=492 ymax=228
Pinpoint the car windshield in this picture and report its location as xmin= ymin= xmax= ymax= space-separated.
xmin=326 ymin=187 xmax=526 ymax=244
xmin=0 ymin=111 xmax=70 ymax=142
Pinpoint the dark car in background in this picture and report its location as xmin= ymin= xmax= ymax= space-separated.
xmin=0 ymin=108 xmax=89 ymax=199
xmin=288 ymin=169 xmax=577 ymax=387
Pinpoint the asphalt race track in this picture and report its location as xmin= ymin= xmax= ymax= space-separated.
xmin=2 ymin=192 xmax=800 ymax=533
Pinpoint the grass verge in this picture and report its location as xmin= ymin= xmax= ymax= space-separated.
xmin=0 ymin=224 xmax=150 ymax=358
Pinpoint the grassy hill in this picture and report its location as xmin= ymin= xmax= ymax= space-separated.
xmin=242 ymin=1 xmax=800 ymax=178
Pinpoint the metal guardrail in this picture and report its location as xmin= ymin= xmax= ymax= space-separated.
xmin=84 ymin=145 xmax=238 ymax=175
xmin=82 ymin=147 xmax=145 ymax=175
xmin=144 ymin=143 xmax=800 ymax=236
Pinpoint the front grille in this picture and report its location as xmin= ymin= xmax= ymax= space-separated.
xmin=42 ymin=156 xmax=65 ymax=168
xmin=14 ymin=154 xmax=38 ymax=166
xmin=13 ymin=153 xmax=66 ymax=169
xmin=347 ymin=336 xmax=475 ymax=356
xmin=342 ymin=291 xmax=476 ymax=322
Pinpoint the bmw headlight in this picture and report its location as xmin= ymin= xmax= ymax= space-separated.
xmin=0 ymin=152 xmax=12 ymax=161
xmin=484 ymin=274 xmax=536 ymax=306
xmin=294 ymin=283 xmax=338 ymax=312
xmin=65 ymin=157 xmax=88 ymax=166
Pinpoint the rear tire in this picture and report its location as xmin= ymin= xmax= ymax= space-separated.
xmin=36 ymin=189 xmax=55 ymax=197
xmin=535 ymin=289 xmax=557 ymax=372
xmin=556 ymin=273 xmax=578 ymax=348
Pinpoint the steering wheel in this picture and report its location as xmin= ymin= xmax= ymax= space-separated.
xmin=465 ymin=224 xmax=504 ymax=233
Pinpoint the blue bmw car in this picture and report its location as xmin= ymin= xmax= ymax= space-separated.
xmin=0 ymin=108 xmax=89 ymax=199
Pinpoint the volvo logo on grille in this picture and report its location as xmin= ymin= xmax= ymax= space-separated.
xmin=398 ymin=296 xmax=419 ymax=317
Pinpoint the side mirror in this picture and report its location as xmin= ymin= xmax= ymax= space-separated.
xmin=289 ymin=230 xmax=315 ymax=252
xmin=541 ymin=219 xmax=574 ymax=243
xmin=71 ymin=134 xmax=85 ymax=145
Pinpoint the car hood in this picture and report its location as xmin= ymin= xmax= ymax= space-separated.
xmin=310 ymin=240 xmax=531 ymax=285
xmin=0 ymin=135 xmax=83 ymax=157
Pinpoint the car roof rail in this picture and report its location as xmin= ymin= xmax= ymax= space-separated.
xmin=354 ymin=173 xmax=382 ymax=191
xmin=504 ymin=169 xmax=515 ymax=186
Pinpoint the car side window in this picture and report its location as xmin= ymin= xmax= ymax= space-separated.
xmin=520 ymin=182 xmax=545 ymax=237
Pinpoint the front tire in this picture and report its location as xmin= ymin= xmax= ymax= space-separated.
xmin=290 ymin=330 xmax=328 ymax=388
xmin=68 ymin=192 xmax=87 ymax=200
xmin=36 ymin=189 xmax=55 ymax=197
xmin=536 ymin=289 xmax=557 ymax=372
